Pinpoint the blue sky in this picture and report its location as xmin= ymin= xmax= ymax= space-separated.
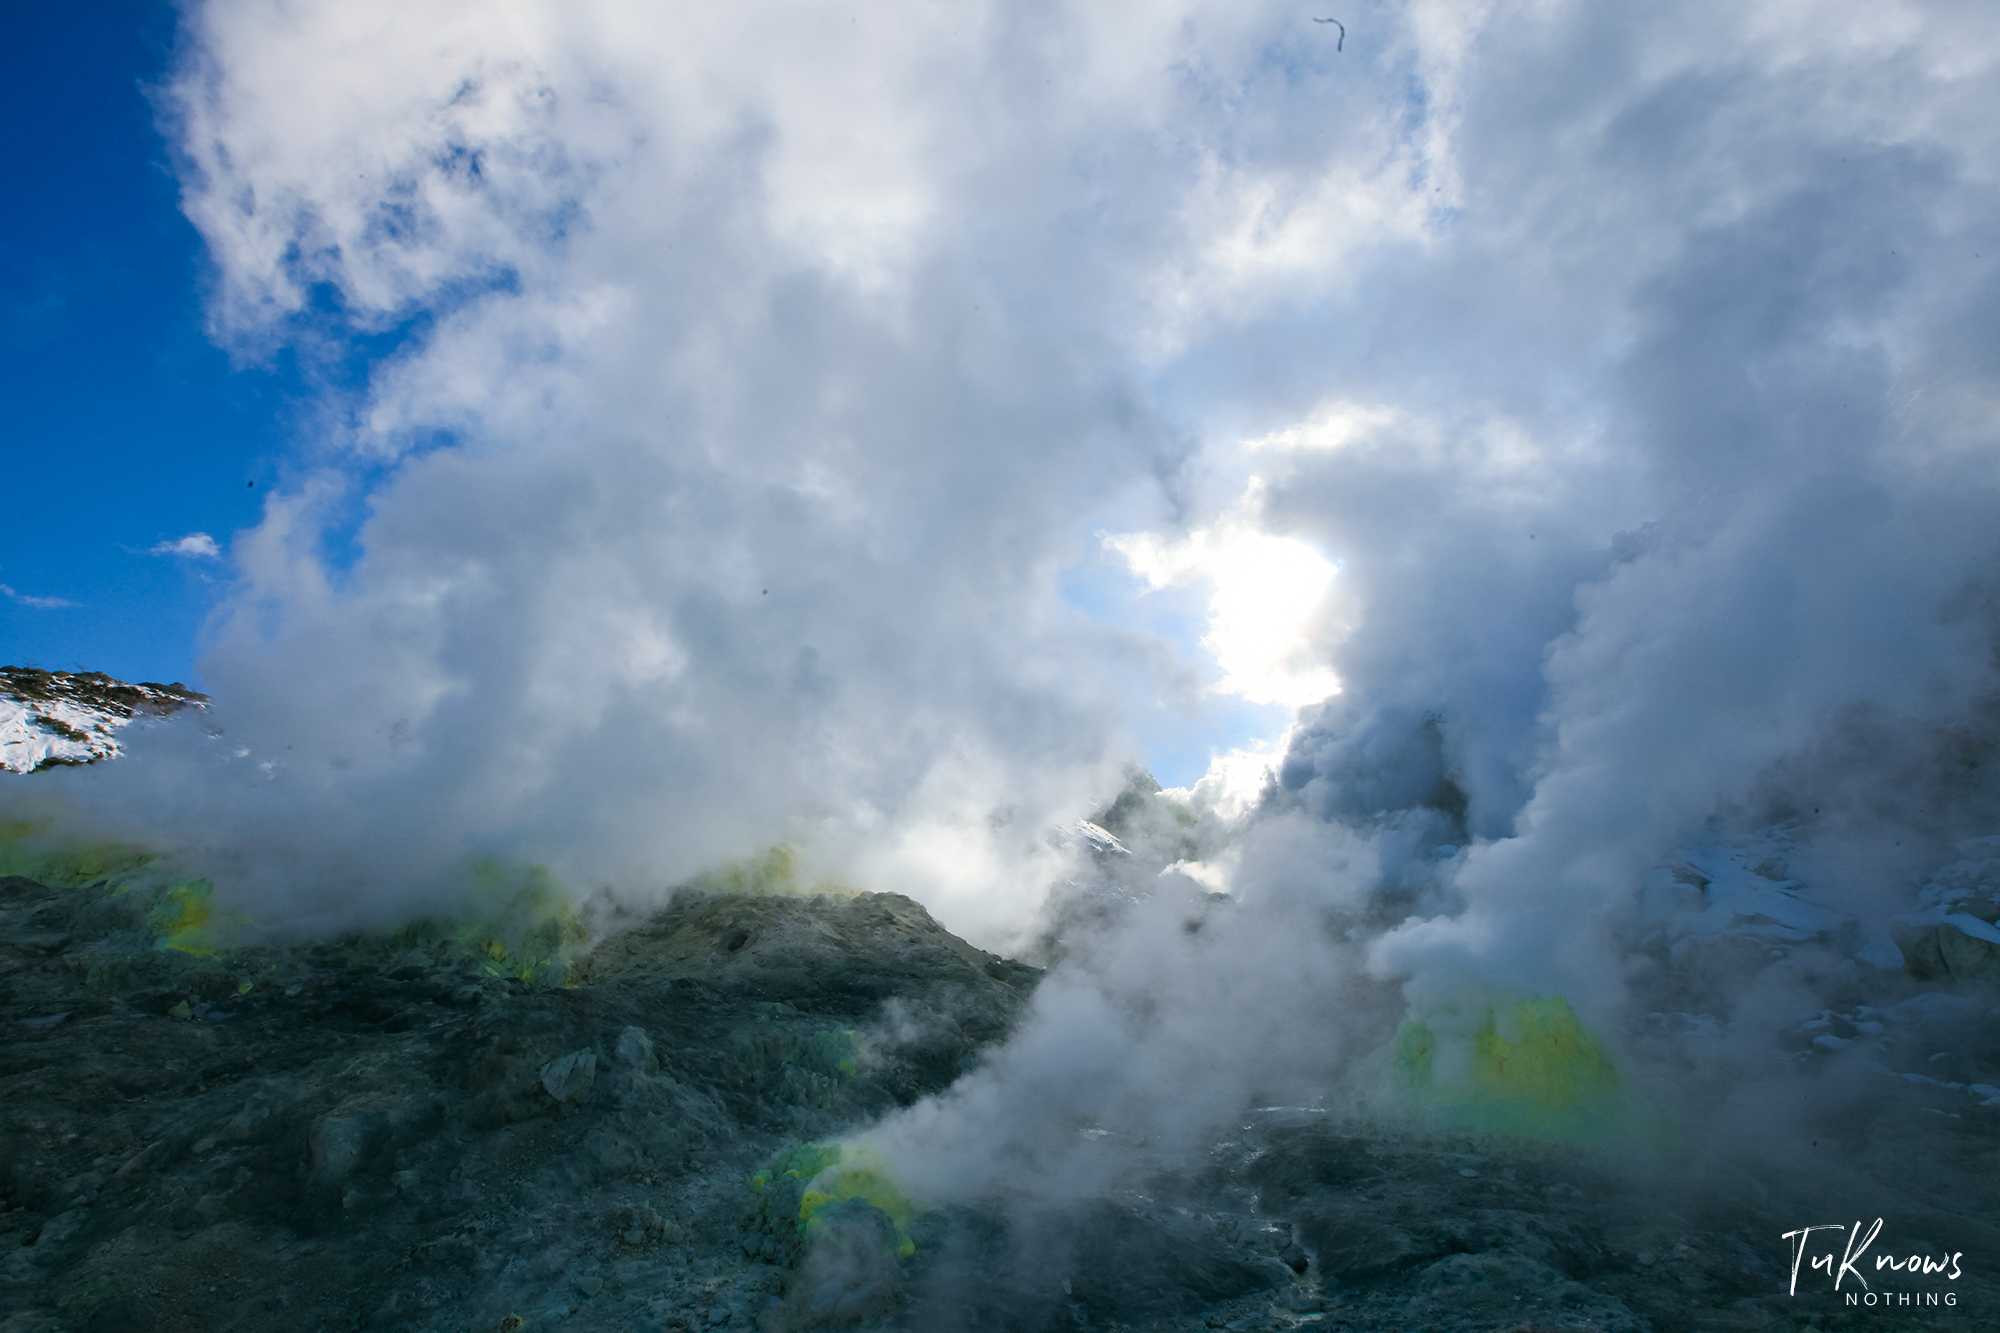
xmin=2 ymin=1 xmax=294 ymax=688
xmin=8 ymin=0 xmax=1997 ymax=1253
xmin=0 ymin=1 xmax=1282 ymax=783
xmin=10 ymin=1 xmax=1998 ymax=958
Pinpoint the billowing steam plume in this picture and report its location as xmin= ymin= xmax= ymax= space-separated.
xmin=10 ymin=0 xmax=2000 ymax=1227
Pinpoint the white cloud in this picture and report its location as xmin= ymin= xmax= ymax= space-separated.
xmin=848 ymin=0 xmax=2000 ymax=1215
xmin=1105 ymin=482 xmax=1344 ymax=709
xmin=14 ymin=0 xmax=2000 ymax=1220
xmin=150 ymin=533 xmax=222 ymax=559
xmin=0 ymin=584 xmax=78 ymax=610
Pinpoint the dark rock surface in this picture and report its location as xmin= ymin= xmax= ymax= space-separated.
xmin=0 ymin=877 xmax=1039 ymax=1332
xmin=4 ymin=872 xmax=1999 ymax=1333
xmin=0 ymin=669 xmax=207 ymax=721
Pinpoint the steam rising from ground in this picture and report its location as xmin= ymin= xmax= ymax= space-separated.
xmin=12 ymin=0 xmax=2000 ymax=1227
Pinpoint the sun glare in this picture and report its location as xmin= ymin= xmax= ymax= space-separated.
xmin=1106 ymin=484 xmax=1341 ymax=710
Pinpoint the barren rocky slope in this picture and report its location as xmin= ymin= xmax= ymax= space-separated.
xmin=4 ymin=864 xmax=1998 ymax=1333
xmin=0 ymin=876 xmax=1046 ymax=1332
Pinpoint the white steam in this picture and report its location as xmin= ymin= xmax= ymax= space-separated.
xmin=8 ymin=0 xmax=2000 ymax=1201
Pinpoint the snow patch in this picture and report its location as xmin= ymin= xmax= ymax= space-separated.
xmin=0 ymin=668 xmax=207 ymax=774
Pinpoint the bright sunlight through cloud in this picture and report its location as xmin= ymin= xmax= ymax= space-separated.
xmin=1105 ymin=480 xmax=1342 ymax=711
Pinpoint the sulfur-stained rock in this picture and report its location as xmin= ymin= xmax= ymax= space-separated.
xmin=0 ymin=876 xmax=1046 ymax=1331
xmin=4 ymin=866 xmax=1998 ymax=1333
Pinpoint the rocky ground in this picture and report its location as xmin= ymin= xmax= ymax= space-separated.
xmin=3 ymin=868 xmax=1998 ymax=1333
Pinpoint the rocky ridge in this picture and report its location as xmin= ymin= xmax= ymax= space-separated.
xmin=0 ymin=669 xmax=207 ymax=775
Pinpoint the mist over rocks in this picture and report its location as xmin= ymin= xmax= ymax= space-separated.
xmin=8 ymin=0 xmax=2000 ymax=1328
xmin=12 ymin=0 xmax=2000 ymax=1050
xmin=0 ymin=871 xmax=1046 ymax=1332
xmin=10 ymin=692 xmax=2000 ymax=1330
xmin=23 ymin=0 xmax=1990 ymax=962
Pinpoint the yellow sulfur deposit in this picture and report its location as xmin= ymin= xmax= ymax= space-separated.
xmin=1471 ymin=995 xmax=1617 ymax=1108
xmin=419 ymin=860 xmax=587 ymax=986
xmin=755 ymin=1142 xmax=917 ymax=1259
xmin=799 ymin=1148 xmax=917 ymax=1259
xmin=0 ymin=823 xmax=240 ymax=956
xmin=687 ymin=844 xmax=861 ymax=900
xmin=1 ymin=823 xmax=589 ymax=983
xmin=1390 ymin=995 xmax=1622 ymax=1140
xmin=152 ymin=879 xmax=221 ymax=956
xmin=0 ymin=821 xmax=154 ymax=888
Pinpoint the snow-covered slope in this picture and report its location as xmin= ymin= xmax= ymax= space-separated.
xmin=1633 ymin=830 xmax=1836 ymax=953
xmin=0 ymin=666 xmax=206 ymax=774
xmin=1630 ymin=823 xmax=2000 ymax=981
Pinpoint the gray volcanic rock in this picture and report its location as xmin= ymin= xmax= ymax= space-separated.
xmin=0 ymin=877 xmax=1039 ymax=1333
xmin=5 ymin=870 xmax=2000 ymax=1333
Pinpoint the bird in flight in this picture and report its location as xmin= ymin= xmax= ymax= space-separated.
xmin=1313 ymin=17 xmax=1345 ymax=51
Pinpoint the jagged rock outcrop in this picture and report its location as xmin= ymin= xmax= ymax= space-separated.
xmin=0 ymin=668 xmax=207 ymax=774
